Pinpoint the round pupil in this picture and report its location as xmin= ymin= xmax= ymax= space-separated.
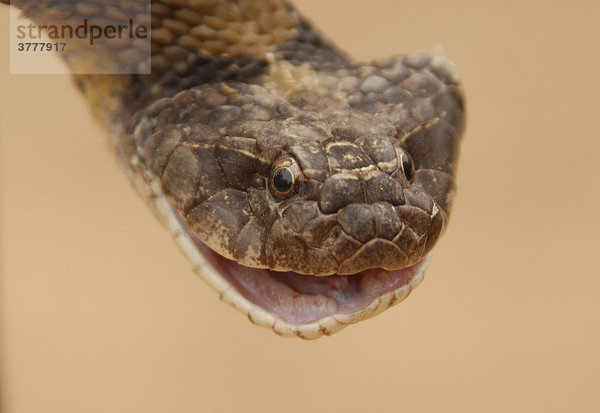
xmin=401 ymin=153 xmax=414 ymax=180
xmin=273 ymin=168 xmax=294 ymax=193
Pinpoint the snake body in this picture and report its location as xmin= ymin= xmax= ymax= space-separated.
xmin=6 ymin=0 xmax=465 ymax=338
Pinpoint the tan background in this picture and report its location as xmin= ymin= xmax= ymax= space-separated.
xmin=1 ymin=1 xmax=599 ymax=412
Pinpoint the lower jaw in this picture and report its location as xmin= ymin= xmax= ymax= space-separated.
xmin=196 ymin=241 xmax=430 ymax=325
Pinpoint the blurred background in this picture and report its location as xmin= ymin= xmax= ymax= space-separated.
xmin=1 ymin=0 xmax=599 ymax=412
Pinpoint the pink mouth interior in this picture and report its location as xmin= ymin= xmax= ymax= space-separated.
xmin=174 ymin=207 xmax=425 ymax=325
xmin=192 ymin=239 xmax=425 ymax=325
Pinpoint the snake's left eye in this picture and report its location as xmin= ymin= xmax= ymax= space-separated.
xmin=273 ymin=168 xmax=294 ymax=194
xmin=269 ymin=157 xmax=301 ymax=198
xmin=400 ymin=151 xmax=415 ymax=181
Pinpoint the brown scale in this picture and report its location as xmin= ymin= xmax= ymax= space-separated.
xmin=150 ymin=0 xmax=300 ymax=72
xmin=4 ymin=0 xmax=465 ymax=277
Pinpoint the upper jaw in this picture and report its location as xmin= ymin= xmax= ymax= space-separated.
xmin=262 ymin=200 xmax=445 ymax=276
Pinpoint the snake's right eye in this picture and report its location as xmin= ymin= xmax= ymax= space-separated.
xmin=400 ymin=151 xmax=415 ymax=181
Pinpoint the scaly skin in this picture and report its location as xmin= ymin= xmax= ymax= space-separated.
xmin=4 ymin=0 xmax=465 ymax=338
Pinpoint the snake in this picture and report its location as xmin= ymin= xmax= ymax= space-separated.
xmin=4 ymin=0 xmax=465 ymax=338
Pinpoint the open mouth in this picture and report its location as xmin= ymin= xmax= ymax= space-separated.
xmin=151 ymin=188 xmax=428 ymax=338
xmin=196 ymin=240 xmax=428 ymax=327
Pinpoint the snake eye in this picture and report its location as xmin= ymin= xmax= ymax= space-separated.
xmin=273 ymin=168 xmax=294 ymax=194
xmin=269 ymin=157 xmax=301 ymax=198
xmin=400 ymin=151 xmax=415 ymax=181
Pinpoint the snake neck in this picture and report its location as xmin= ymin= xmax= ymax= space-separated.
xmin=6 ymin=0 xmax=349 ymax=129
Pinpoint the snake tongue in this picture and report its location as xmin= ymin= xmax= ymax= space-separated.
xmin=195 ymin=241 xmax=428 ymax=326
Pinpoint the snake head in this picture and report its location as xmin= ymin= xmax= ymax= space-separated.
xmin=5 ymin=0 xmax=464 ymax=338
xmin=135 ymin=50 xmax=464 ymax=338
xmin=216 ymin=52 xmax=464 ymax=276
